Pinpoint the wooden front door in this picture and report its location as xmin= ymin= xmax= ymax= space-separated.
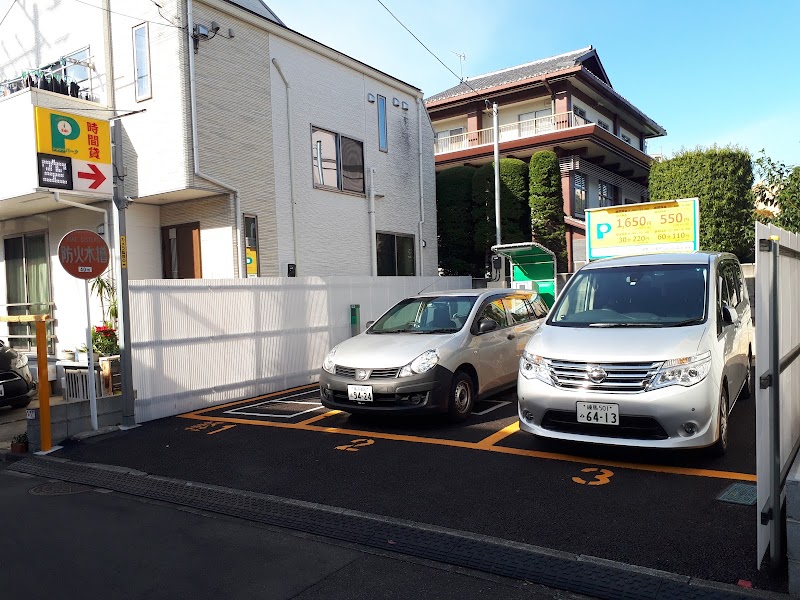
xmin=161 ymin=222 xmax=202 ymax=279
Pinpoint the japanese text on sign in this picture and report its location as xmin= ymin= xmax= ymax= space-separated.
xmin=59 ymin=245 xmax=109 ymax=265
xmin=586 ymin=198 xmax=699 ymax=260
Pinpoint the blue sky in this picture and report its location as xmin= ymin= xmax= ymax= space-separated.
xmin=270 ymin=0 xmax=800 ymax=167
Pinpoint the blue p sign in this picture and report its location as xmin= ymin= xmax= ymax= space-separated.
xmin=596 ymin=223 xmax=612 ymax=240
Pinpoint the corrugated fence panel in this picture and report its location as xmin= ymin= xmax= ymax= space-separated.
xmin=129 ymin=276 xmax=471 ymax=422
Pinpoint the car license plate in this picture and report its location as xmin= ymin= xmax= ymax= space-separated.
xmin=577 ymin=402 xmax=618 ymax=425
xmin=348 ymin=385 xmax=373 ymax=402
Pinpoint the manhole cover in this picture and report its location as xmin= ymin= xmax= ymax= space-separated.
xmin=717 ymin=482 xmax=757 ymax=505
xmin=29 ymin=482 xmax=91 ymax=496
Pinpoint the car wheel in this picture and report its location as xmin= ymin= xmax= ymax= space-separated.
xmin=709 ymin=387 xmax=729 ymax=457
xmin=740 ymin=352 xmax=753 ymax=400
xmin=448 ymin=371 xmax=475 ymax=422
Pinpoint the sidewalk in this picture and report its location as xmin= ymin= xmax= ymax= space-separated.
xmin=0 ymin=463 xmax=593 ymax=600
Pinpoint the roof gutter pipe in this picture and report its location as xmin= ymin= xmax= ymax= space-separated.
xmin=187 ymin=0 xmax=244 ymax=278
xmin=416 ymin=97 xmax=425 ymax=276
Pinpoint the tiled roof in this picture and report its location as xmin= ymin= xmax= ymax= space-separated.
xmin=425 ymin=46 xmax=594 ymax=103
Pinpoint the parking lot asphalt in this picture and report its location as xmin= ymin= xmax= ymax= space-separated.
xmin=52 ymin=382 xmax=780 ymax=593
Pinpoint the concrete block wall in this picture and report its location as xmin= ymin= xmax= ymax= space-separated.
xmin=26 ymin=396 xmax=123 ymax=452
xmin=787 ymin=454 xmax=800 ymax=593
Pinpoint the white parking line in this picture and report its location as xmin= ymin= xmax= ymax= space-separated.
xmin=225 ymin=390 xmax=322 ymax=419
xmin=473 ymin=401 xmax=512 ymax=416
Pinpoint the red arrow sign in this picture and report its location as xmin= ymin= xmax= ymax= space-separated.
xmin=76 ymin=163 xmax=107 ymax=190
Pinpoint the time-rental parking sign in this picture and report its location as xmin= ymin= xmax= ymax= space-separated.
xmin=585 ymin=198 xmax=699 ymax=260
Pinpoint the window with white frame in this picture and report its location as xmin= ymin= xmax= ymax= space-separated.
xmin=434 ymin=127 xmax=465 ymax=152
xmin=598 ymin=180 xmax=617 ymax=207
xmin=378 ymin=95 xmax=388 ymax=152
xmin=597 ymin=119 xmax=610 ymax=131
xmin=311 ymin=127 xmax=365 ymax=194
xmin=621 ymin=133 xmax=632 ymax=145
xmin=572 ymin=104 xmax=588 ymax=124
xmin=133 ymin=23 xmax=152 ymax=101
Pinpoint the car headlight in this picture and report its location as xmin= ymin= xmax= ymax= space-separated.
xmin=519 ymin=351 xmax=553 ymax=385
xmin=322 ymin=347 xmax=337 ymax=374
xmin=649 ymin=351 xmax=711 ymax=389
xmin=399 ymin=350 xmax=439 ymax=377
xmin=10 ymin=351 xmax=28 ymax=370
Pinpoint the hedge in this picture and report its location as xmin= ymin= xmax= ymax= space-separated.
xmin=435 ymin=166 xmax=481 ymax=276
xmin=649 ymin=147 xmax=754 ymax=261
xmin=529 ymin=150 xmax=567 ymax=269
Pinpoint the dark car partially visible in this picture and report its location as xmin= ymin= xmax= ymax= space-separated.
xmin=0 ymin=341 xmax=35 ymax=409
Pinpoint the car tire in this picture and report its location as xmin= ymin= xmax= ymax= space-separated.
xmin=709 ymin=387 xmax=729 ymax=458
xmin=740 ymin=352 xmax=753 ymax=400
xmin=448 ymin=371 xmax=475 ymax=422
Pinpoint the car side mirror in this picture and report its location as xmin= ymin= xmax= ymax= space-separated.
xmin=721 ymin=303 xmax=738 ymax=325
xmin=478 ymin=318 xmax=498 ymax=334
xmin=366 ymin=321 xmax=375 ymax=329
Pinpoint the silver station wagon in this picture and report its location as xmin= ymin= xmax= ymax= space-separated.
xmin=320 ymin=289 xmax=548 ymax=420
xmin=517 ymin=252 xmax=753 ymax=455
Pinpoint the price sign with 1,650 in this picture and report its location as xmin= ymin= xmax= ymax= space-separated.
xmin=585 ymin=198 xmax=699 ymax=260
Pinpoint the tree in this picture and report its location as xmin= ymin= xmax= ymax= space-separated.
xmin=436 ymin=166 xmax=481 ymax=276
xmin=649 ymin=147 xmax=755 ymax=261
xmin=753 ymin=150 xmax=800 ymax=232
xmin=472 ymin=159 xmax=531 ymax=263
xmin=528 ymin=151 xmax=567 ymax=269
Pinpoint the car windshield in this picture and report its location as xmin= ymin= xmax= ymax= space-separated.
xmin=369 ymin=295 xmax=478 ymax=334
xmin=548 ymin=263 xmax=708 ymax=328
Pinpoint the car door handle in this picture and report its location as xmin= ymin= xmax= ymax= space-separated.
xmin=507 ymin=333 xmax=516 ymax=340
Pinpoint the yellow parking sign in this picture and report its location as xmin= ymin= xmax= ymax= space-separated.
xmin=34 ymin=107 xmax=111 ymax=164
xmin=586 ymin=198 xmax=699 ymax=260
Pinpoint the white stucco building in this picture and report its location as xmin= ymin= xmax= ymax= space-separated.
xmin=0 ymin=0 xmax=437 ymax=359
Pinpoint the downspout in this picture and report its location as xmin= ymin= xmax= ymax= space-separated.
xmin=416 ymin=98 xmax=425 ymax=276
xmin=187 ymin=0 xmax=244 ymax=277
xmin=271 ymin=58 xmax=299 ymax=270
xmin=368 ymin=168 xmax=377 ymax=276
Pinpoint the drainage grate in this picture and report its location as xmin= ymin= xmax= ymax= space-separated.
xmin=9 ymin=457 xmax=759 ymax=600
xmin=29 ymin=481 xmax=91 ymax=496
xmin=717 ymin=483 xmax=757 ymax=506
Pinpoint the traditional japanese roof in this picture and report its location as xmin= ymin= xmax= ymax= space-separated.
xmin=425 ymin=47 xmax=602 ymax=104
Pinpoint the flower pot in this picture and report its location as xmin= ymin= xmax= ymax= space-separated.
xmin=10 ymin=442 xmax=28 ymax=454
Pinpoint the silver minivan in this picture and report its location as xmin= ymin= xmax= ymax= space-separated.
xmin=320 ymin=289 xmax=548 ymax=420
xmin=517 ymin=252 xmax=753 ymax=455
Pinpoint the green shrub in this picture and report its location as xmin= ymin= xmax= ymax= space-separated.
xmin=528 ymin=151 xmax=567 ymax=270
xmin=472 ymin=159 xmax=531 ymax=261
xmin=436 ymin=166 xmax=482 ymax=276
xmin=649 ymin=147 xmax=755 ymax=261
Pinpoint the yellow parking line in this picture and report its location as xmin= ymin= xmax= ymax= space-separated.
xmin=179 ymin=411 xmax=756 ymax=482
xmin=206 ymin=424 xmax=236 ymax=435
xmin=298 ymin=410 xmax=342 ymax=425
xmin=182 ymin=384 xmax=318 ymax=416
xmin=476 ymin=422 xmax=520 ymax=448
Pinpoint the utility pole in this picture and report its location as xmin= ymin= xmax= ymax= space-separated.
xmin=111 ymin=121 xmax=136 ymax=427
xmin=493 ymin=102 xmax=501 ymax=248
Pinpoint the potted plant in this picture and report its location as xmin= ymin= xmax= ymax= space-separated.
xmin=92 ymin=325 xmax=119 ymax=357
xmin=10 ymin=432 xmax=28 ymax=454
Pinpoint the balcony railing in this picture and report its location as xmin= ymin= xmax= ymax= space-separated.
xmin=434 ymin=111 xmax=590 ymax=155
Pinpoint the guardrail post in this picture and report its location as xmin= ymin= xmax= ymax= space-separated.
xmin=35 ymin=319 xmax=52 ymax=452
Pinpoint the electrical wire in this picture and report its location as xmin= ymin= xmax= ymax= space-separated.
xmin=375 ymin=0 xmax=491 ymax=105
xmin=68 ymin=0 xmax=186 ymax=30
xmin=0 ymin=0 xmax=18 ymax=29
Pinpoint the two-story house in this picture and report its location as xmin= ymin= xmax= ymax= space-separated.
xmin=0 ymin=0 xmax=437 ymax=359
xmin=426 ymin=46 xmax=666 ymax=272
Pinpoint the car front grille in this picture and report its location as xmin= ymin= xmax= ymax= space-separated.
xmin=334 ymin=366 xmax=400 ymax=379
xmin=541 ymin=410 xmax=669 ymax=440
xmin=545 ymin=359 xmax=662 ymax=393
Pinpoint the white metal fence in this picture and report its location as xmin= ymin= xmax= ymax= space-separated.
xmin=755 ymin=222 xmax=800 ymax=568
xmin=129 ymin=276 xmax=471 ymax=422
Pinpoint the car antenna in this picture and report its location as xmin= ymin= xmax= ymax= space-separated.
xmin=415 ymin=279 xmax=441 ymax=295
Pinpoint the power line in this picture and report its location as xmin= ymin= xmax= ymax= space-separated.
xmin=69 ymin=0 xmax=186 ymax=30
xmin=375 ymin=0 xmax=490 ymax=105
xmin=0 ymin=0 xmax=19 ymax=29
